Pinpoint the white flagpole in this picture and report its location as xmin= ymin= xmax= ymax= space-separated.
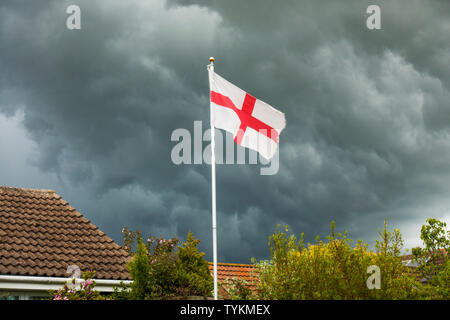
xmin=208 ymin=56 xmax=218 ymax=300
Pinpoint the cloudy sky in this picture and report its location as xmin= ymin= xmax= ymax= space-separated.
xmin=1 ymin=0 xmax=450 ymax=263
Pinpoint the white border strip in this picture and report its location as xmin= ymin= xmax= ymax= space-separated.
xmin=0 ymin=275 xmax=132 ymax=293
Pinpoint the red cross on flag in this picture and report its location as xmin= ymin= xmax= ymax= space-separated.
xmin=208 ymin=70 xmax=286 ymax=160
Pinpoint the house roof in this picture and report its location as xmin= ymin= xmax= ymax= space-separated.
xmin=405 ymin=249 xmax=446 ymax=259
xmin=208 ymin=262 xmax=258 ymax=295
xmin=0 ymin=186 xmax=131 ymax=280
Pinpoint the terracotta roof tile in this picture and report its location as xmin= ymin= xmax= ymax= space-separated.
xmin=0 ymin=186 xmax=131 ymax=280
xmin=208 ymin=262 xmax=259 ymax=297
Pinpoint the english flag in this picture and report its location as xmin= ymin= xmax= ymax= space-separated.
xmin=208 ymin=70 xmax=286 ymax=160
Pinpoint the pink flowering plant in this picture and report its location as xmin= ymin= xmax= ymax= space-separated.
xmin=115 ymin=228 xmax=212 ymax=299
xmin=49 ymin=270 xmax=107 ymax=300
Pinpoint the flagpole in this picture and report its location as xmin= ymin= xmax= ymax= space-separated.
xmin=208 ymin=56 xmax=218 ymax=300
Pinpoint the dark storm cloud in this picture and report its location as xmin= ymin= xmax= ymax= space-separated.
xmin=1 ymin=0 xmax=449 ymax=262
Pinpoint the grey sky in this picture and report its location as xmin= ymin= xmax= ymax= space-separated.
xmin=1 ymin=0 xmax=449 ymax=263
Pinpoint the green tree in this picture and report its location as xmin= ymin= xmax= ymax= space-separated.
xmin=127 ymin=236 xmax=151 ymax=299
xmin=147 ymin=235 xmax=179 ymax=298
xmin=175 ymin=232 xmax=213 ymax=297
xmin=412 ymin=218 xmax=450 ymax=299
xmin=372 ymin=220 xmax=419 ymax=299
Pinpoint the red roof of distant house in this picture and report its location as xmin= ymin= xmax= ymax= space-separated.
xmin=208 ymin=262 xmax=258 ymax=297
xmin=0 ymin=186 xmax=131 ymax=280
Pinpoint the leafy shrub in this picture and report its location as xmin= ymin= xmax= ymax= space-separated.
xmin=221 ymin=277 xmax=256 ymax=300
xmin=127 ymin=237 xmax=151 ymax=299
xmin=147 ymin=235 xmax=179 ymax=298
xmin=114 ymin=229 xmax=212 ymax=299
xmin=49 ymin=271 xmax=107 ymax=300
xmin=252 ymin=221 xmax=419 ymax=300
xmin=174 ymin=232 xmax=213 ymax=297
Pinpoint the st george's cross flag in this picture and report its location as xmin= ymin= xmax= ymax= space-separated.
xmin=208 ymin=70 xmax=286 ymax=160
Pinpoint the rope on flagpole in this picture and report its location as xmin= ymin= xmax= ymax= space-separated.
xmin=208 ymin=56 xmax=218 ymax=300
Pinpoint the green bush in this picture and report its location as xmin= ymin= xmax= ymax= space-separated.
xmin=221 ymin=277 xmax=256 ymax=300
xmin=114 ymin=229 xmax=212 ymax=299
xmin=147 ymin=236 xmax=179 ymax=297
xmin=127 ymin=237 xmax=151 ymax=299
xmin=252 ymin=221 xmax=419 ymax=300
xmin=174 ymin=232 xmax=213 ymax=297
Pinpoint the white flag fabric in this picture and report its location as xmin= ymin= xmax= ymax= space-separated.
xmin=208 ymin=69 xmax=286 ymax=160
